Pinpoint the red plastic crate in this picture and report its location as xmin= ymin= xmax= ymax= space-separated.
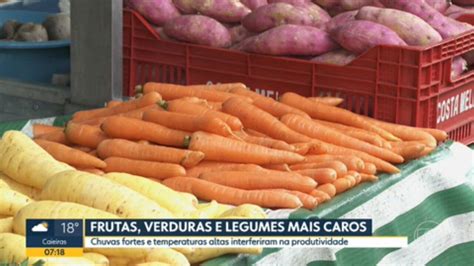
xmin=123 ymin=9 xmax=474 ymax=145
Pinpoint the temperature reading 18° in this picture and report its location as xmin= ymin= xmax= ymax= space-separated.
xmin=61 ymin=222 xmax=80 ymax=234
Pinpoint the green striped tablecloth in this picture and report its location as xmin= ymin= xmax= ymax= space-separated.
xmin=1 ymin=117 xmax=473 ymax=266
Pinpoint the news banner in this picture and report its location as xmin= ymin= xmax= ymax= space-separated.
xmin=25 ymin=219 xmax=407 ymax=257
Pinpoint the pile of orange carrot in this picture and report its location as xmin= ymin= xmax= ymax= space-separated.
xmin=32 ymin=82 xmax=447 ymax=210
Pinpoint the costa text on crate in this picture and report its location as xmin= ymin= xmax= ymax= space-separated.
xmin=437 ymin=89 xmax=473 ymax=124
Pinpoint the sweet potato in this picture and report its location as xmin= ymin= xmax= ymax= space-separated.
xmin=314 ymin=0 xmax=340 ymax=8
xmin=129 ymin=0 xmax=180 ymax=26
xmin=331 ymin=20 xmax=407 ymax=54
xmin=240 ymin=24 xmax=339 ymax=56
xmin=340 ymin=0 xmax=378 ymax=11
xmin=425 ymin=0 xmax=450 ymax=12
xmin=311 ymin=49 xmax=356 ymax=65
xmin=356 ymin=6 xmax=442 ymax=46
xmin=242 ymin=3 xmax=315 ymax=32
xmin=241 ymin=0 xmax=268 ymax=10
xmin=380 ymin=0 xmax=473 ymax=39
xmin=229 ymin=25 xmax=255 ymax=44
xmin=267 ymin=1 xmax=331 ymax=28
xmin=164 ymin=15 xmax=232 ymax=48
xmin=193 ymin=0 xmax=251 ymax=23
xmin=325 ymin=10 xmax=357 ymax=33
xmin=172 ymin=0 xmax=195 ymax=13
xmin=451 ymin=56 xmax=468 ymax=79
xmin=445 ymin=5 xmax=474 ymax=20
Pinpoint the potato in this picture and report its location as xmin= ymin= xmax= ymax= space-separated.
xmin=0 ymin=20 xmax=22 ymax=40
xmin=330 ymin=20 xmax=407 ymax=54
xmin=356 ymin=6 xmax=442 ymax=46
xmin=135 ymin=249 xmax=190 ymax=266
xmin=241 ymin=0 xmax=268 ymax=10
xmin=0 ymin=233 xmax=27 ymax=263
xmin=28 ymin=257 xmax=95 ymax=265
xmin=129 ymin=0 xmax=180 ymax=26
xmin=0 ymin=188 xmax=32 ymax=216
xmin=242 ymin=3 xmax=316 ymax=32
xmin=311 ymin=49 xmax=356 ymax=65
xmin=325 ymin=10 xmax=357 ymax=33
xmin=240 ymin=25 xmax=339 ymax=56
xmin=380 ymin=0 xmax=473 ymax=39
xmin=164 ymin=15 xmax=232 ymax=48
xmin=451 ymin=56 xmax=468 ymax=79
xmin=13 ymin=23 xmax=48 ymax=42
xmin=42 ymin=13 xmax=70 ymax=40
xmin=193 ymin=0 xmax=251 ymax=23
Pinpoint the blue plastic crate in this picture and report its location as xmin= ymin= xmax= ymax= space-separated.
xmin=0 ymin=0 xmax=61 ymax=13
xmin=0 ymin=10 xmax=70 ymax=85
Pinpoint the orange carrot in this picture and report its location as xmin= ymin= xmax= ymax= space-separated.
xmin=107 ymin=100 xmax=122 ymax=108
xmin=343 ymin=175 xmax=356 ymax=188
xmin=166 ymin=99 xmax=243 ymax=131
xmin=315 ymin=184 xmax=337 ymax=198
xmin=35 ymin=139 xmax=106 ymax=169
xmin=332 ymin=178 xmax=352 ymax=194
xmin=263 ymin=189 xmax=318 ymax=209
xmin=207 ymin=101 xmax=223 ymax=111
xmin=72 ymin=92 xmax=162 ymax=122
xmin=65 ymin=122 xmax=107 ymax=149
xmin=290 ymin=161 xmax=348 ymax=178
xmin=261 ymin=164 xmax=291 ymax=172
xmin=193 ymin=82 xmax=248 ymax=92
xmin=186 ymin=162 xmax=265 ymax=177
xmin=390 ymin=141 xmax=426 ymax=160
xmin=419 ymin=128 xmax=448 ymax=143
xmin=245 ymin=129 xmax=268 ymax=137
xmin=137 ymin=140 xmax=151 ymax=145
xmin=80 ymin=105 xmax=159 ymax=126
xmin=141 ymin=82 xmax=252 ymax=102
xmin=305 ymin=154 xmax=364 ymax=172
xmin=280 ymin=92 xmax=400 ymax=141
xmin=199 ymin=171 xmax=317 ymax=193
xmin=294 ymin=168 xmax=337 ymax=184
xmin=292 ymin=142 xmax=312 ymax=155
xmin=104 ymin=157 xmax=186 ymax=179
xmin=360 ymin=173 xmax=379 ymax=183
xmin=88 ymin=150 xmax=98 ymax=157
xmin=97 ymin=139 xmax=205 ymax=168
xmin=72 ymin=146 xmax=93 ymax=153
xmin=188 ymin=131 xmax=305 ymax=165
xmin=361 ymin=162 xmax=377 ymax=175
xmin=34 ymin=130 xmax=71 ymax=145
xmin=347 ymin=170 xmax=362 ymax=185
xmin=229 ymin=87 xmax=311 ymax=118
xmin=363 ymin=116 xmax=437 ymax=148
xmin=313 ymin=119 xmax=389 ymax=148
xmin=78 ymin=168 xmax=105 ymax=175
xmin=101 ymin=116 xmax=189 ymax=148
xmin=233 ymin=131 xmax=296 ymax=152
xmin=143 ymin=109 xmax=234 ymax=137
xmin=309 ymin=140 xmax=399 ymax=174
xmin=222 ymin=98 xmax=312 ymax=144
xmin=309 ymin=189 xmax=331 ymax=203
xmin=281 ymin=114 xmax=404 ymax=163
xmin=163 ymin=176 xmax=303 ymax=209
xmin=33 ymin=124 xmax=63 ymax=137
xmin=308 ymin=97 xmax=344 ymax=106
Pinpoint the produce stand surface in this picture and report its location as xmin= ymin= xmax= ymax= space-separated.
xmin=1 ymin=117 xmax=472 ymax=266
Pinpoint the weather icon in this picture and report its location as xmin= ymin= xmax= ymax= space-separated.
xmin=31 ymin=222 xmax=49 ymax=232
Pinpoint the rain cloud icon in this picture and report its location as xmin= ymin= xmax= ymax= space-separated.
xmin=32 ymin=222 xmax=49 ymax=232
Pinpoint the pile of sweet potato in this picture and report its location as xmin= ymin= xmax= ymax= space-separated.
xmin=127 ymin=0 xmax=473 ymax=76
